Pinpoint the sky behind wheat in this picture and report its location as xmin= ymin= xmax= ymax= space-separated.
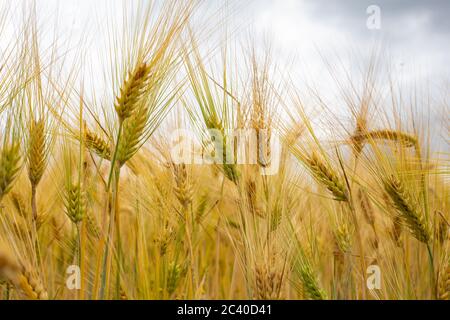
xmin=1 ymin=0 xmax=448 ymax=150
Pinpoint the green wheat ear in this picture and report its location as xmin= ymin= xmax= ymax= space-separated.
xmin=64 ymin=183 xmax=86 ymax=224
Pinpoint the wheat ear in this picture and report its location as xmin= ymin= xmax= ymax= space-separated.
xmin=352 ymin=129 xmax=417 ymax=148
xmin=438 ymin=261 xmax=450 ymax=300
xmin=116 ymin=104 xmax=148 ymax=166
xmin=299 ymin=262 xmax=327 ymax=300
xmin=384 ymin=175 xmax=431 ymax=244
xmin=172 ymin=163 xmax=194 ymax=208
xmin=0 ymin=250 xmax=48 ymax=300
xmin=0 ymin=142 xmax=21 ymax=201
xmin=27 ymin=119 xmax=46 ymax=187
xmin=64 ymin=183 xmax=86 ymax=224
xmin=85 ymin=129 xmax=111 ymax=160
xmin=305 ymin=152 xmax=348 ymax=201
xmin=255 ymin=264 xmax=282 ymax=300
xmin=115 ymin=62 xmax=152 ymax=123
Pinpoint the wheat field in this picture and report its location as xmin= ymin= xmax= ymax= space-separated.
xmin=0 ymin=1 xmax=448 ymax=300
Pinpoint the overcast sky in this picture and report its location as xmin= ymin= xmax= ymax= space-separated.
xmin=252 ymin=0 xmax=450 ymax=82
xmin=1 ymin=0 xmax=448 ymax=150
xmin=5 ymin=0 xmax=447 ymax=94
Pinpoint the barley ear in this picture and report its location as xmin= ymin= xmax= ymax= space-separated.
xmin=438 ymin=261 xmax=450 ymax=300
xmin=0 ymin=250 xmax=48 ymax=300
xmin=115 ymin=62 xmax=152 ymax=123
xmin=306 ymin=152 xmax=348 ymax=202
xmin=64 ymin=183 xmax=86 ymax=224
xmin=384 ymin=175 xmax=431 ymax=244
xmin=116 ymin=104 xmax=148 ymax=166
xmin=299 ymin=262 xmax=327 ymax=300
xmin=351 ymin=129 xmax=418 ymax=148
xmin=0 ymin=142 xmax=21 ymax=201
xmin=27 ymin=119 xmax=46 ymax=187
xmin=85 ymin=128 xmax=111 ymax=160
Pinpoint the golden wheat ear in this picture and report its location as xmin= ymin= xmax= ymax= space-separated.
xmin=254 ymin=264 xmax=283 ymax=300
xmin=27 ymin=119 xmax=46 ymax=187
xmin=438 ymin=261 xmax=450 ymax=300
xmin=383 ymin=175 xmax=431 ymax=244
xmin=305 ymin=152 xmax=348 ymax=202
xmin=0 ymin=250 xmax=48 ymax=300
xmin=115 ymin=62 xmax=152 ymax=123
xmin=85 ymin=128 xmax=112 ymax=160
xmin=0 ymin=142 xmax=21 ymax=201
xmin=116 ymin=104 xmax=149 ymax=166
xmin=351 ymin=129 xmax=418 ymax=148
